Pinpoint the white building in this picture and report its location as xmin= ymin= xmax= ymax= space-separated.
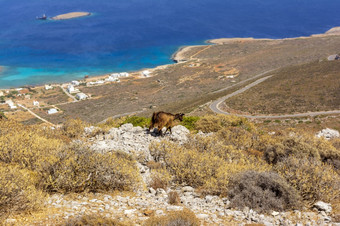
xmin=0 ymin=91 xmax=4 ymax=97
xmin=226 ymin=75 xmax=235 ymax=79
xmin=72 ymin=80 xmax=80 ymax=86
xmin=142 ymin=70 xmax=151 ymax=77
xmin=110 ymin=72 xmax=129 ymax=78
xmin=105 ymin=76 xmax=120 ymax=82
xmin=67 ymin=85 xmax=76 ymax=93
xmin=33 ymin=101 xmax=39 ymax=106
xmin=45 ymin=85 xmax=53 ymax=90
xmin=6 ymin=100 xmax=17 ymax=109
xmin=47 ymin=108 xmax=58 ymax=114
xmin=75 ymin=93 xmax=88 ymax=100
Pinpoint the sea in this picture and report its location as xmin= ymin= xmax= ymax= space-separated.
xmin=1 ymin=0 xmax=340 ymax=88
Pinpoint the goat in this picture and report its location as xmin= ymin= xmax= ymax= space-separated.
xmin=149 ymin=111 xmax=185 ymax=136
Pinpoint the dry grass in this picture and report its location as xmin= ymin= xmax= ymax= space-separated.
xmin=144 ymin=209 xmax=200 ymax=226
xmin=226 ymin=60 xmax=340 ymax=114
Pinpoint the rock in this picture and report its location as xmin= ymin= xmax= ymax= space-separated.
xmin=149 ymin=187 xmax=156 ymax=195
xmin=124 ymin=209 xmax=137 ymax=215
xmin=272 ymin=211 xmax=280 ymax=216
xmin=205 ymin=195 xmax=214 ymax=203
xmin=156 ymin=188 xmax=167 ymax=196
xmin=314 ymin=201 xmax=332 ymax=213
xmin=169 ymin=125 xmax=190 ymax=143
xmin=196 ymin=214 xmax=209 ymax=219
xmin=182 ymin=186 xmax=194 ymax=193
xmin=155 ymin=210 xmax=164 ymax=216
xmin=120 ymin=123 xmax=134 ymax=131
xmin=316 ymin=128 xmax=340 ymax=140
xmin=262 ymin=221 xmax=274 ymax=226
xmin=167 ymin=206 xmax=183 ymax=211
xmin=5 ymin=219 xmax=17 ymax=224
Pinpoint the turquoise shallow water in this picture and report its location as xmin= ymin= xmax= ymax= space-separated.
xmin=1 ymin=0 xmax=340 ymax=88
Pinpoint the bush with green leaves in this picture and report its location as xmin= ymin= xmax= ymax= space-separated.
xmin=121 ymin=116 xmax=150 ymax=128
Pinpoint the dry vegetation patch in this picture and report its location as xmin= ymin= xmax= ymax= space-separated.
xmin=226 ymin=60 xmax=340 ymax=114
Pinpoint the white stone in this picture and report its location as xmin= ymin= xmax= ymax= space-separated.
xmin=155 ymin=210 xmax=164 ymax=215
xmin=272 ymin=211 xmax=280 ymax=216
xmin=182 ymin=186 xmax=194 ymax=193
xmin=314 ymin=201 xmax=332 ymax=213
xmin=196 ymin=214 xmax=209 ymax=219
xmin=124 ymin=209 xmax=136 ymax=215
xmin=316 ymin=128 xmax=340 ymax=140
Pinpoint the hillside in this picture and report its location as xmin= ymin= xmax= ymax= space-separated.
xmin=27 ymin=34 xmax=340 ymax=125
xmin=0 ymin=115 xmax=340 ymax=225
xmin=225 ymin=60 xmax=340 ymax=114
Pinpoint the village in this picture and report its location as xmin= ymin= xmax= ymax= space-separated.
xmin=0 ymin=70 xmax=153 ymax=125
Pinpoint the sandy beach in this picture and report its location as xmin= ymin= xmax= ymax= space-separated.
xmin=51 ymin=12 xmax=91 ymax=20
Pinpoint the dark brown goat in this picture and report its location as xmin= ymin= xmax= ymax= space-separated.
xmin=149 ymin=111 xmax=185 ymax=136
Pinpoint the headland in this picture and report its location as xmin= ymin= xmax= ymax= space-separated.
xmin=51 ymin=12 xmax=91 ymax=20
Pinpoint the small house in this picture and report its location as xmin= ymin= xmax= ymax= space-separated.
xmin=142 ymin=70 xmax=151 ymax=77
xmin=75 ymin=93 xmax=88 ymax=100
xmin=33 ymin=101 xmax=39 ymax=106
xmin=72 ymin=80 xmax=80 ymax=86
xmin=45 ymin=85 xmax=53 ymax=90
xmin=67 ymin=85 xmax=75 ymax=93
xmin=6 ymin=100 xmax=17 ymax=109
xmin=47 ymin=108 xmax=58 ymax=114
xmin=0 ymin=91 xmax=4 ymax=97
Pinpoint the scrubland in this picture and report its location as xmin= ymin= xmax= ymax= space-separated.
xmin=0 ymin=114 xmax=339 ymax=225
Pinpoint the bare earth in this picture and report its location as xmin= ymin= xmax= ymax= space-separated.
xmin=51 ymin=12 xmax=91 ymax=20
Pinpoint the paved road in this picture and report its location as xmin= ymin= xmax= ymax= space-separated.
xmin=18 ymin=104 xmax=55 ymax=126
xmin=210 ymin=73 xmax=340 ymax=119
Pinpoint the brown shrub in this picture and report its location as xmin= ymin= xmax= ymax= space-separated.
xmin=61 ymin=214 xmax=126 ymax=226
xmin=168 ymin=191 xmax=181 ymax=205
xmin=276 ymin=157 xmax=340 ymax=205
xmin=44 ymin=144 xmax=141 ymax=193
xmin=149 ymin=168 xmax=171 ymax=190
xmin=62 ymin=118 xmax=88 ymax=138
xmin=143 ymin=209 xmax=200 ymax=226
xmin=0 ymin=165 xmax=44 ymax=217
xmin=0 ymin=119 xmax=141 ymax=193
xmin=264 ymin=133 xmax=340 ymax=165
xmin=264 ymin=135 xmax=320 ymax=164
xmin=195 ymin=114 xmax=254 ymax=133
xmin=150 ymin=140 xmax=270 ymax=195
xmin=147 ymin=161 xmax=163 ymax=170
xmin=227 ymin=171 xmax=301 ymax=213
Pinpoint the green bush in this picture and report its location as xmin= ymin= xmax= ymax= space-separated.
xmin=121 ymin=116 xmax=150 ymax=128
xmin=180 ymin=116 xmax=200 ymax=131
xmin=227 ymin=170 xmax=301 ymax=213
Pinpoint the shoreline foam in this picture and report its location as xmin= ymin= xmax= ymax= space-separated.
xmin=51 ymin=12 xmax=91 ymax=20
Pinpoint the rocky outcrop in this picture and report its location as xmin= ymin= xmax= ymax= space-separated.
xmin=89 ymin=124 xmax=190 ymax=184
xmin=316 ymin=128 xmax=340 ymax=140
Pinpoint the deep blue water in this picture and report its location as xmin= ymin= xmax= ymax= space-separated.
xmin=0 ymin=0 xmax=340 ymax=88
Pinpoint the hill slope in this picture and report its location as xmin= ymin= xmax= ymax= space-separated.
xmin=225 ymin=60 xmax=340 ymax=114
